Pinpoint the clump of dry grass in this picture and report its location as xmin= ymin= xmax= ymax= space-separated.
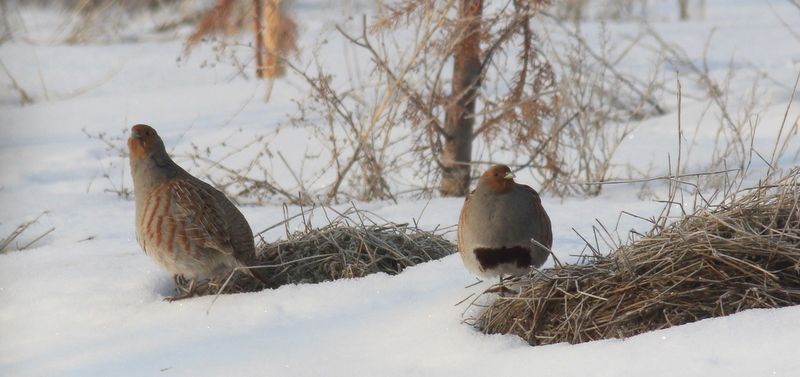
xmin=474 ymin=167 xmax=800 ymax=345
xmin=183 ymin=206 xmax=456 ymax=296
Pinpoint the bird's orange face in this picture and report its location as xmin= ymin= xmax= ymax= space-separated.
xmin=127 ymin=124 xmax=159 ymax=160
xmin=480 ymin=164 xmax=515 ymax=193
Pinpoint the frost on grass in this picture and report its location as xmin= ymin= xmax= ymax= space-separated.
xmin=474 ymin=167 xmax=800 ymax=345
xmin=179 ymin=206 xmax=457 ymax=296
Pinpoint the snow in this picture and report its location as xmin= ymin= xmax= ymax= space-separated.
xmin=1 ymin=1 xmax=800 ymax=376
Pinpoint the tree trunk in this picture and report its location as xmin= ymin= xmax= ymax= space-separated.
xmin=253 ymin=0 xmax=265 ymax=78
xmin=678 ymin=0 xmax=689 ymax=20
xmin=440 ymin=0 xmax=482 ymax=197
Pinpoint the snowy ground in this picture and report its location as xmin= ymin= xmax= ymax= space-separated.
xmin=1 ymin=1 xmax=800 ymax=376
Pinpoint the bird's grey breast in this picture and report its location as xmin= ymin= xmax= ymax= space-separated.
xmin=466 ymin=187 xmax=537 ymax=247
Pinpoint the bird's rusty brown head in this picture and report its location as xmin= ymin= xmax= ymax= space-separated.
xmin=127 ymin=124 xmax=164 ymax=160
xmin=479 ymin=164 xmax=515 ymax=193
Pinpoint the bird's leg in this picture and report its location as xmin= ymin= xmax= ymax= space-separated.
xmin=484 ymin=274 xmax=517 ymax=296
xmin=166 ymin=275 xmax=196 ymax=302
xmin=173 ymin=275 xmax=185 ymax=290
xmin=187 ymin=278 xmax=196 ymax=295
xmin=499 ymin=274 xmax=512 ymax=297
xmin=498 ymin=274 xmax=519 ymax=297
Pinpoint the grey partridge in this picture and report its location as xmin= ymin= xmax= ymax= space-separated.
xmin=457 ymin=165 xmax=552 ymax=283
xmin=128 ymin=124 xmax=268 ymax=300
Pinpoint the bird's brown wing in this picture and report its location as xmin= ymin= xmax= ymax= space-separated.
xmin=457 ymin=189 xmax=476 ymax=253
xmin=168 ymin=179 xmax=235 ymax=256
xmin=177 ymin=177 xmax=268 ymax=283
xmin=518 ymin=184 xmax=553 ymax=249
xmin=200 ymin=179 xmax=258 ymax=262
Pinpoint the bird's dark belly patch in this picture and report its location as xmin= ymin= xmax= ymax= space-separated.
xmin=473 ymin=246 xmax=531 ymax=270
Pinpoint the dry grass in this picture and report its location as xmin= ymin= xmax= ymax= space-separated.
xmin=0 ymin=212 xmax=55 ymax=253
xmin=474 ymin=167 xmax=800 ymax=345
xmin=182 ymin=206 xmax=456 ymax=295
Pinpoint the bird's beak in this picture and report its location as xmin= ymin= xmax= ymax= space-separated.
xmin=504 ymin=172 xmax=515 ymax=180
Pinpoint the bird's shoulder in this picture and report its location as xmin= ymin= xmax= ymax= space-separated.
xmin=457 ymin=189 xmax=477 ymax=251
xmin=514 ymin=183 xmax=542 ymax=202
xmin=459 ymin=188 xmax=478 ymax=220
xmin=463 ymin=188 xmax=476 ymax=203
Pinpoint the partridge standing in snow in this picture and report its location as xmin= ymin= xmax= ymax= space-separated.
xmin=128 ymin=124 xmax=267 ymax=300
xmin=457 ymin=165 xmax=552 ymax=283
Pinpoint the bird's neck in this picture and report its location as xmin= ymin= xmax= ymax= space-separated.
xmin=477 ymin=179 xmax=515 ymax=195
xmin=131 ymin=151 xmax=180 ymax=199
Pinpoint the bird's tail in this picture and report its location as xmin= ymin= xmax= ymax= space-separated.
xmin=241 ymin=261 xmax=271 ymax=287
xmin=227 ymin=257 xmax=271 ymax=288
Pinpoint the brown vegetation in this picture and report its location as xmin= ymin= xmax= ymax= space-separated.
xmin=186 ymin=0 xmax=297 ymax=80
xmin=473 ymin=167 xmax=800 ymax=345
xmin=178 ymin=206 xmax=456 ymax=295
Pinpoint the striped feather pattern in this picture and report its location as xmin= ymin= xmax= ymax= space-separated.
xmin=135 ymin=179 xmax=237 ymax=278
xmin=129 ymin=124 xmax=263 ymax=284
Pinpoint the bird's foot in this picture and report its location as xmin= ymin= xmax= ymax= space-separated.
xmin=165 ymin=276 xmax=196 ymax=302
xmin=484 ymin=284 xmax=518 ymax=296
xmin=164 ymin=291 xmax=195 ymax=302
xmin=484 ymin=275 xmax=518 ymax=296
